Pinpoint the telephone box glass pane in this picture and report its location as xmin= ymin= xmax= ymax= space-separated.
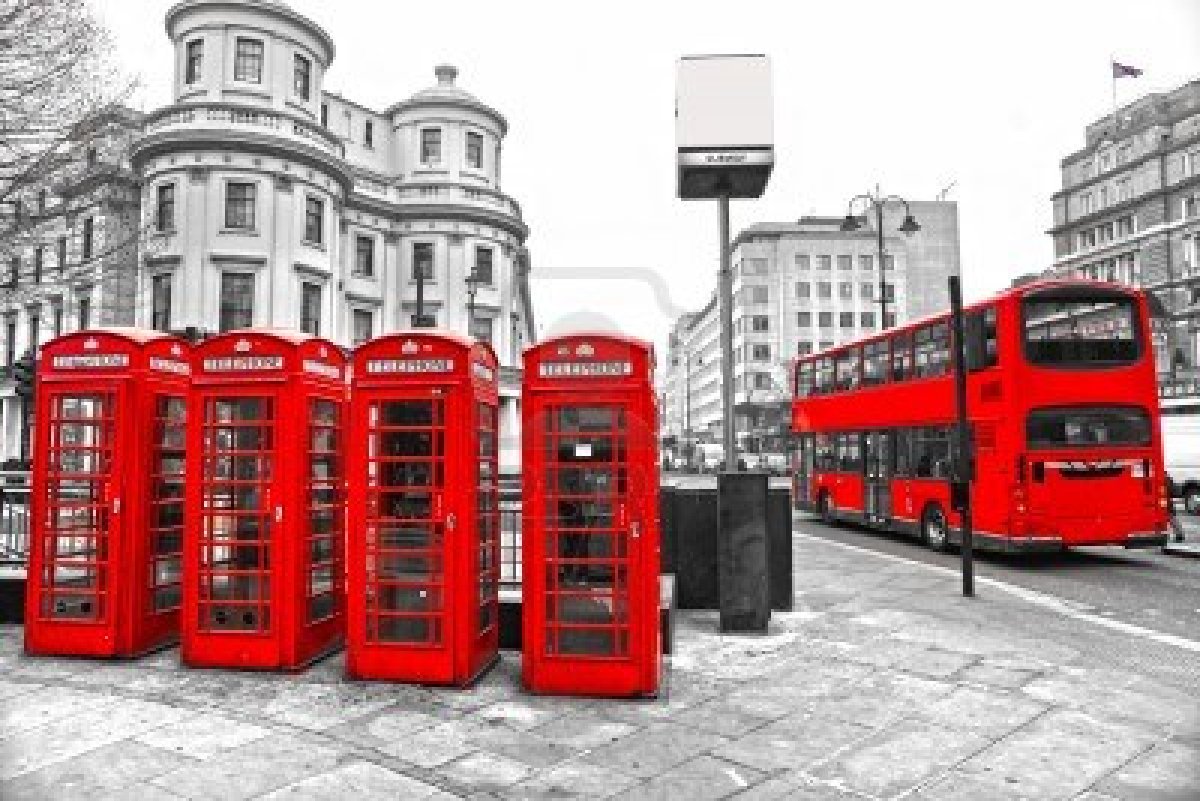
xmin=366 ymin=399 xmax=446 ymax=645
xmin=477 ymin=402 xmax=499 ymax=634
xmin=307 ymin=398 xmax=341 ymax=623
xmin=41 ymin=393 xmax=114 ymax=620
xmin=543 ymin=405 xmax=630 ymax=658
xmin=199 ymin=396 xmax=273 ymax=632
xmin=150 ymin=395 xmax=186 ymax=612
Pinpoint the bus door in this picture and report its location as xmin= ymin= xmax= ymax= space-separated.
xmin=864 ymin=431 xmax=892 ymax=525
xmin=794 ymin=434 xmax=814 ymax=510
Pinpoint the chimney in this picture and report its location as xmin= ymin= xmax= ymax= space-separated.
xmin=435 ymin=64 xmax=458 ymax=87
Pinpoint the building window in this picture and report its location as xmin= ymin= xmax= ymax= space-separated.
xmin=152 ymin=273 xmax=172 ymax=332
xmin=354 ymin=235 xmax=374 ymax=277
xmin=750 ymin=315 xmax=769 ymax=332
xmin=796 ymin=254 xmax=810 ymax=270
xmin=817 ymin=255 xmax=832 ymax=270
xmin=753 ymin=373 xmax=771 ymax=390
xmin=796 ymin=282 xmax=810 ymax=299
xmin=883 ymin=283 xmax=895 ymax=302
xmin=57 ymin=236 xmax=66 ymax=274
xmin=364 ymin=120 xmax=374 ymax=148
xmin=750 ymin=285 xmax=769 ymax=303
xmin=466 ymin=131 xmax=483 ymax=169
xmin=82 ymin=217 xmax=93 ymax=260
xmin=882 ymin=255 xmax=895 ymax=271
xmin=4 ymin=320 xmax=13 ymax=366
xmin=473 ymin=247 xmax=493 ymax=284
xmin=300 ymin=281 xmax=321 ymax=335
xmin=884 ymin=312 xmax=896 ymax=328
xmin=470 ymin=315 xmax=493 ymax=343
xmin=421 ymin=128 xmax=441 ymax=164
xmin=859 ymin=255 xmax=873 ymax=272
xmin=52 ymin=305 xmax=62 ymax=337
xmin=293 ymin=54 xmax=311 ymax=100
xmin=817 ymin=281 xmax=831 ymax=299
xmin=304 ymin=197 xmax=323 ymax=244
xmin=352 ymin=309 xmax=373 ymax=346
xmin=751 ymin=343 xmax=770 ymax=361
xmin=838 ymin=282 xmax=852 ymax=299
xmin=837 ymin=255 xmax=852 ymax=270
xmin=818 ymin=311 xmax=833 ymax=328
xmin=219 ymin=272 xmax=254 ymax=332
xmin=743 ymin=259 xmax=769 ymax=276
xmin=37 ymin=189 xmax=46 ymax=214
xmin=797 ymin=341 xmax=813 ymax=356
xmin=234 ymin=38 xmax=264 ymax=83
xmin=186 ymin=40 xmax=203 ymax=84
xmin=1184 ymin=195 xmax=1199 ymax=219
xmin=78 ymin=297 xmax=90 ymax=329
xmin=839 ymin=312 xmax=854 ymax=328
xmin=861 ymin=311 xmax=876 ymax=329
xmin=156 ymin=183 xmax=175 ymax=231
xmin=224 ymin=182 xmax=256 ymax=229
xmin=7 ymin=257 xmax=16 ymax=287
xmin=861 ymin=282 xmax=874 ymax=299
xmin=797 ymin=311 xmax=811 ymax=327
xmin=86 ymin=147 xmax=96 ymax=166
xmin=27 ymin=313 xmax=39 ymax=352
xmin=412 ymin=242 xmax=434 ymax=280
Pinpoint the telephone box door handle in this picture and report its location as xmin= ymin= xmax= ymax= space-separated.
xmin=630 ymin=521 xmax=640 ymax=539
xmin=112 ymin=497 xmax=121 ymax=515
xmin=446 ymin=512 xmax=457 ymax=531
xmin=275 ymin=505 xmax=283 ymax=523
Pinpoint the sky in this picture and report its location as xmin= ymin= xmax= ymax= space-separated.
xmin=91 ymin=0 xmax=1200 ymax=353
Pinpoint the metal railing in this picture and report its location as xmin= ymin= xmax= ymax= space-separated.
xmin=140 ymin=102 xmax=346 ymax=159
xmin=0 ymin=470 xmax=30 ymax=564
xmin=499 ymin=487 xmax=522 ymax=589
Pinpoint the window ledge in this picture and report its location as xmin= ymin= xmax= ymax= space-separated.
xmin=218 ymin=227 xmax=260 ymax=237
xmin=153 ymin=228 xmax=177 ymax=237
xmin=302 ymin=239 xmax=327 ymax=252
xmin=349 ymin=272 xmax=377 ymax=282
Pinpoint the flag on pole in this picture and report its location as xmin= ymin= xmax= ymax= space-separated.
xmin=1112 ymin=61 xmax=1143 ymax=79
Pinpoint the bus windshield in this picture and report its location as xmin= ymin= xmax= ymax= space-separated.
xmin=1023 ymin=293 xmax=1140 ymax=367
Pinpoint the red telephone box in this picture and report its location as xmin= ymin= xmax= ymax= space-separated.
xmin=25 ymin=328 xmax=191 ymax=657
xmin=346 ymin=332 xmax=501 ymax=685
xmin=521 ymin=333 xmax=661 ymax=697
xmin=182 ymin=330 xmax=346 ymax=670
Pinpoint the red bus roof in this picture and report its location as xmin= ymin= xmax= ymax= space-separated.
xmin=792 ymin=278 xmax=1142 ymax=369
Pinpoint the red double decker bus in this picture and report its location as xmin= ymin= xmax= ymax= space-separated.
xmin=791 ymin=279 xmax=1170 ymax=552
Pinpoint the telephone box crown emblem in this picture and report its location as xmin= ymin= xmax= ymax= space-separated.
xmin=575 ymin=343 xmax=595 ymax=357
xmin=83 ymin=338 xmax=98 ymax=350
xmin=402 ymin=340 xmax=419 ymax=354
xmin=234 ymin=339 xmax=252 ymax=352
xmin=170 ymin=344 xmax=182 ymax=357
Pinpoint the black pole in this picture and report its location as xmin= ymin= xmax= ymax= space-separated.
xmin=416 ymin=264 xmax=426 ymax=327
xmin=876 ymin=201 xmax=887 ymax=330
xmin=948 ymin=275 xmax=974 ymax=597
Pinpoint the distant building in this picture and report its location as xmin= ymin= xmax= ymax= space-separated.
xmin=1045 ymin=78 xmax=1200 ymax=382
xmin=661 ymin=202 xmax=961 ymax=451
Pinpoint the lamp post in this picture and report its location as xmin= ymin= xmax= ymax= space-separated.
xmin=840 ymin=187 xmax=921 ymax=331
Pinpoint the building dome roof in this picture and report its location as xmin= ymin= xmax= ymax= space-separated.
xmin=389 ymin=65 xmax=508 ymax=136
xmin=409 ymin=65 xmax=479 ymax=103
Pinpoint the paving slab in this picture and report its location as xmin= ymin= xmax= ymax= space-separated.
xmin=0 ymin=738 xmax=196 ymax=801
xmin=611 ymin=755 xmax=764 ymax=801
xmin=258 ymin=760 xmax=451 ymax=800
xmin=1094 ymin=740 xmax=1200 ymax=801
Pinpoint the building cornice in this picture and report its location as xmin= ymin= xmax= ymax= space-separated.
xmin=344 ymin=194 xmax=529 ymax=243
xmin=130 ymin=129 xmax=353 ymax=195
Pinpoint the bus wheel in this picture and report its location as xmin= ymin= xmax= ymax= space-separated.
xmin=818 ymin=491 xmax=835 ymax=526
xmin=922 ymin=504 xmax=951 ymax=552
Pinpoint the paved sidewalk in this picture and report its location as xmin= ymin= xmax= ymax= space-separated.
xmin=1 ymin=529 xmax=1198 ymax=800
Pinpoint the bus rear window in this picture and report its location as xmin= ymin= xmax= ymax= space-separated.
xmin=1026 ymin=405 xmax=1150 ymax=449
xmin=1023 ymin=294 xmax=1140 ymax=367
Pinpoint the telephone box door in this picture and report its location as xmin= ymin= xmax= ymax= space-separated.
xmin=193 ymin=394 xmax=277 ymax=652
xmin=535 ymin=400 xmax=651 ymax=690
xmin=361 ymin=389 xmax=454 ymax=679
xmin=32 ymin=387 xmax=123 ymax=647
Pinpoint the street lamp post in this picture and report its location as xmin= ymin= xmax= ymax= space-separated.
xmin=465 ymin=268 xmax=481 ymax=338
xmin=840 ymin=186 xmax=921 ymax=331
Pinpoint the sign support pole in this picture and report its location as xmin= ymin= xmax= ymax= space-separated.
xmin=949 ymin=275 xmax=974 ymax=597
xmin=718 ymin=190 xmax=738 ymax=472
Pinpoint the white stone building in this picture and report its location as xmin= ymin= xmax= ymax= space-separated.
xmin=0 ymin=0 xmax=537 ymax=470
